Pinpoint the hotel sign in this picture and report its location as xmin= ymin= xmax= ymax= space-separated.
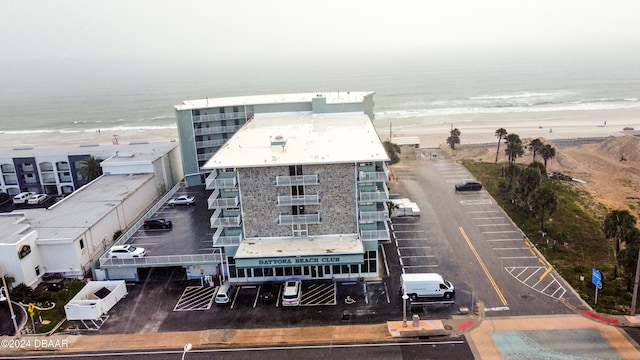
xmin=236 ymin=253 xmax=364 ymax=268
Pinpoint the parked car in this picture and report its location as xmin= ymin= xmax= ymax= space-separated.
xmin=282 ymin=280 xmax=302 ymax=306
xmin=214 ymin=283 xmax=235 ymax=305
xmin=107 ymin=245 xmax=146 ymax=259
xmin=455 ymin=181 xmax=483 ymax=191
xmin=13 ymin=192 xmax=35 ymax=204
xmin=258 ymin=282 xmax=280 ymax=302
xmin=143 ymin=218 xmax=172 ymax=230
xmin=27 ymin=194 xmax=48 ymax=205
xmin=167 ymin=195 xmax=195 ymax=206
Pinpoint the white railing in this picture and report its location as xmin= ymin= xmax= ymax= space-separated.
xmin=358 ymin=171 xmax=388 ymax=183
xmin=360 ymin=229 xmax=390 ymax=241
xmin=208 ymin=195 xmax=239 ymax=209
xmin=278 ymin=213 xmax=321 ymax=225
xmin=193 ymin=112 xmax=253 ymax=123
xmin=194 ymin=124 xmax=243 ymax=136
xmin=275 ymin=174 xmax=319 ymax=186
xmin=196 ymin=138 xmax=227 ymax=148
xmin=359 ymin=210 xmax=389 ymax=222
xmin=100 ymin=253 xmax=220 ymax=267
xmin=205 ymin=173 xmax=237 ymax=190
xmin=277 ymin=194 xmax=320 ymax=206
xmin=212 ymin=232 xmax=243 ymax=246
xmin=210 ymin=209 xmax=242 ymax=227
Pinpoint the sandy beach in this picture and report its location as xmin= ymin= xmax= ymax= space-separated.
xmin=0 ymin=109 xmax=638 ymax=151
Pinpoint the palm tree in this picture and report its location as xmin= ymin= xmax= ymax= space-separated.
xmin=528 ymin=184 xmax=558 ymax=234
xmin=603 ymin=209 xmax=637 ymax=278
xmin=494 ymin=128 xmax=508 ymax=163
xmin=504 ymin=133 xmax=524 ymax=164
xmin=528 ymin=138 xmax=544 ymax=162
xmin=540 ymin=144 xmax=556 ymax=167
xmin=446 ymin=128 xmax=461 ymax=150
xmin=79 ymin=156 xmax=103 ymax=182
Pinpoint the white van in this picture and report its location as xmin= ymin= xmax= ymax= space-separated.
xmin=400 ymin=273 xmax=455 ymax=300
xmin=214 ymin=283 xmax=234 ymax=305
xmin=13 ymin=192 xmax=35 ymax=205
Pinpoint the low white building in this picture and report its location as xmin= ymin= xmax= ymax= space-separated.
xmin=0 ymin=142 xmax=182 ymax=287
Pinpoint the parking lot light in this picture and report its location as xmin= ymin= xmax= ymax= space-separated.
xmin=402 ymin=292 xmax=409 ymax=327
xmin=181 ymin=343 xmax=192 ymax=360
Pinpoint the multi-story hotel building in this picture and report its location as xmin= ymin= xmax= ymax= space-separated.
xmin=174 ymin=92 xmax=375 ymax=186
xmin=201 ymin=109 xmax=390 ymax=282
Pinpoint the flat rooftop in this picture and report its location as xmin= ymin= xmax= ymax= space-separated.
xmin=174 ymin=91 xmax=374 ymax=111
xmin=0 ymin=142 xmax=178 ymax=161
xmin=234 ymin=234 xmax=363 ymax=259
xmin=17 ymin=174 xmax=154 ymax=240
xmin=202 ymin=112 xmax=388 ymax=169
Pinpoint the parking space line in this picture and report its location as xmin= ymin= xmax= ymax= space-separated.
xmin=403 ymin=264 xmax=438 ymax=268
xmin=397 ymin=246 xmax=432 ymax=249
xmin=498 ymin=256 xmax=537 ymax=259
xmin=482 ymin=230 xmax=519 ymax=234
xmin=477 ymin=224 xmax=511 ymax=227
xmin=486 ymin=238 xmax=523 ymax=242
xmin=400 ymin=255 xmax=434 ymax=258
xmin=472 ymin=217 xmax=504 ymax=220
xmin=493 ymin=247 xmax=530 ymax=250
xmin=460 ymin=226 xmax=508 ymax=306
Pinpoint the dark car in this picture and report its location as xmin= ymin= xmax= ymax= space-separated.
xmin=143 ymin=218 xmax=172 ymax=230
xmin=258 ymin=282 xmax=280 ymax=302
xmin=455 ymin=181 xmax=483 ymax=191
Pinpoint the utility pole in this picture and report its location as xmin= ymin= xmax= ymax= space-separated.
xmin=630 ymin=246 xmax=640 ymax=316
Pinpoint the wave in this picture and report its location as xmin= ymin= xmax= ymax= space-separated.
xmin=468 ymin=92 xmax=559 ymax=101
xmin=377 ymin=98 xmax=640 ymax=119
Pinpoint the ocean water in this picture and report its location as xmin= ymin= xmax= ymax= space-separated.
xmin=1 ymin=48 xmax=639 ymax=135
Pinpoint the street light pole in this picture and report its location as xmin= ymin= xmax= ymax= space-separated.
xmin=181 ymin=343 xmax=192 ymax=360
xmin=0 ymin=264 xmax=20 ymax=337
xmin=402 ymin=292 xmax=409 ymax=327
xmin=630 ymin=246 xmax=640 ymax=316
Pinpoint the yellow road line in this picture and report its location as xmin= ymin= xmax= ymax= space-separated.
xmin=540 ymin=266 xmax=553 ymax=280
xmin=459 ymin=227 xmax=508 ymax=306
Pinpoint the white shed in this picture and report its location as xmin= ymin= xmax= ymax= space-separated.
xmin=64 ymin=280 xmax=127 ymax=328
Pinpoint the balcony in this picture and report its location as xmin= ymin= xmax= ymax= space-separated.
xmin=359 ymin=210 xmax=390 ymax=222
xmin=208 ymin=192 xmax=239 ymax=209
xmin=1 ymin=165 xmax=16 ymax=173
xmin=194 ymin=124 xmax=243 ymax=136
xmin=197 ymin=152 xmax=218 ymax=162
xmin=275 ymin=174 xmax=319 ymax=186
xmin=357 ymin=163 xmax=389 ymax=183
xmin=277 ymin=194 xmax=320 ymax=206
xmin=359 ymin=189 xmax=389 ymax=203
xmin=59 ymin=175 xmax=72 ymax=183
xmin=196 ymin=138 xmax=227 ymax=148
xmin=210 ymin=208 xmax=241 ymax=227
xmin=41 ymin=174 xmax=57 ymax=184
xmin=278 ymin=213 xmax=321 ymax=225
xmin=212 ymin=229 xmax=242 ymax=246
xmin=193 ymin=112 xmax=253 ymax=123
xmin=205 ymin=171 xmax=238 ymax=190
xmin=360 ymin=222 xmax=390 ymax=242
xmin=56 ymin=163 xmax=70 ymax=171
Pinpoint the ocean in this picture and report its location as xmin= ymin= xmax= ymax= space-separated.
xmin=1 ymin=48 xmax=639 ymax=136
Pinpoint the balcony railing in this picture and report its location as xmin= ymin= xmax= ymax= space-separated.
xmin=359 ymin=210 xmax=390 ymax=222
xmin=193 ymin=111 xmax=253 ymax=123
xmin=358 ymin=171 xmax=389 ymax=183
xmin=205 ymin=173 xmax=238 ymax=190
xmin=196 ymin=138 xmax=227 ymax=148
xmin=210 ymin=209 xmax=242 ymax=227
xmin=212 ymin=233 xmax=243 ymax=246
xmin=197 ymin=152 xmax=218 ymax=162
xmin=41 ymin=175 xmax=57 ymax=184
xmin=360 ymin=228 xmax=390 ymax=242
xmin=277 ymin=194 xmax=320 ymax=206
xmin=194 ymin=124 xmax=243 ymax=136
xmin=359 ymin=191 xmax=389 ymax=202
xmin=278 ymin=213 xmax=321 ymax=225
xmin=208 ymin=195 xmax=239 ymax=209
xmin=59 ymin=176 xmax=72 ymax=183
xmin=275 ymin=174 xmax=319 ymax=186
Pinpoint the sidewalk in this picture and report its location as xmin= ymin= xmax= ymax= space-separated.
xmin=2 ymin=311 xmax=640 ymax=355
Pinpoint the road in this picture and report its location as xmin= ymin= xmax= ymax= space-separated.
xmin=0 ymin=340 xmax=472 ymax=360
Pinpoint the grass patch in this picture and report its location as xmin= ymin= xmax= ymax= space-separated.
xmin=462 ymin=160 xmax=631 ymax=314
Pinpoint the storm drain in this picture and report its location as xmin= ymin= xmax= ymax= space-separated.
xmin=173 ymin=286 xmax=217 ymax=311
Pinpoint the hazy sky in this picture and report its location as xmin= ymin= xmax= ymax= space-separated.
xmin=1 ymin=0 xmax=639 ymax=65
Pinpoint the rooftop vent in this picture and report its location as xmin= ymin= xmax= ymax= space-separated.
xmin=270 ymin=135 xmax=287 ymax=147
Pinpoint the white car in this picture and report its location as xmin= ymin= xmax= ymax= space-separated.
xmin=27 ymin=194 xmax=48 ymax=205
xmin=282 ymin=280 xmax=302 ymax=306
xmin=107 ymin=245 xmax=146 ymax=259
xmin=13 ymin=192 xmax=35 ymax=204
xmin=168 ymin=195 xmax=195 ymax=206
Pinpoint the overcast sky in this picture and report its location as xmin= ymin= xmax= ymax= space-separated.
xmin=1 ymin=0 xmax=639 ymax=65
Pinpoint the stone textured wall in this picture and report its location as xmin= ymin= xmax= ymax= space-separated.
xmin=308 ymin=163 xmax=357 ymax=235
xmin=238 ymin=163 xmax=358 ymax=238
xmin=239 ymin=166 xmax=290 ymax=238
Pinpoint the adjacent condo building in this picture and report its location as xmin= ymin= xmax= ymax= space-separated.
xmin=174 ymin=92 xmax=375 ymax=186
xmin=201 ymin=110 xmax=391 ymax=282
